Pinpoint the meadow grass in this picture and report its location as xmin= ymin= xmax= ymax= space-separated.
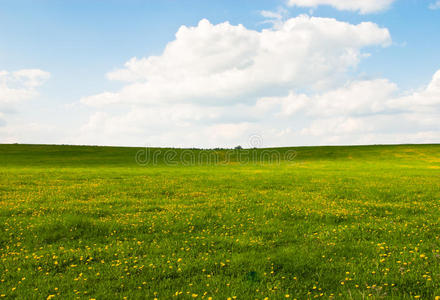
xmin=0 ymin=144 xmax=440 ymax=299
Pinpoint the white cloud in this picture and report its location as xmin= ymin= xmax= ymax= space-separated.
xmin=286 ymin=0 xmax=396 ymax=14
xmin=260 ymin=8 xmax=289 ymax=28
xmin=0 ymin=69 xmax=50 ymax=105
xmin=74 ymin=67 xmax=440 ymax=148
xmin=81 ymin=16 xmax=390 ymax=107
xmin=258 ymin=79 xmax=398 ymax=117
xmin=12 ymin=69 xmax=51 ymax=88
xmin=261 ymin=10 xmax=285 ymax=20
xmin=262 ymin=70 xmax=440 ymax=144
xmin=429 ymin=1 xmax=440 ymax=10
xmin=387 ymin=70 xmax=440 ymax=111
xmin=72 ymin=17 xmax=440 ymax=148
xmin=0 ymin=69 xmax=49 ymax=130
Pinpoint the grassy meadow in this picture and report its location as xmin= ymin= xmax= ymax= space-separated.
xmin=1 ymin=143 xmax=440 ymax=299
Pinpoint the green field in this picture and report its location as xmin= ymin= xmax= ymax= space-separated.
xmin=1 ymin=144 xmax=440 ymax=299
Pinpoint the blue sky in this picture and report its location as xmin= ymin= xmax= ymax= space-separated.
xmin=1 ymin=0 xmax=440 ymax=147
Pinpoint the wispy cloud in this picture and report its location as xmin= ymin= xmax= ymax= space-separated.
xmin=260 ymin=7 xmax=289 ymax=28
xmin=429 ymin=1 xmax=440 ymax=10
xmin=0 ymin=68 xmax=49 ymax=133
xmin=286 ymin=0 xmax=396 ymax=14
xmin=0 ymin=69 xmax=50 ymax=107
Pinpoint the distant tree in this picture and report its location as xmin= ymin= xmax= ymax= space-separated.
xmin=235 ymin=145 xmax=243 ymax=150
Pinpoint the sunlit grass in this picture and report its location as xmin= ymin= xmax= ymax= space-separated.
xmin=1 ymin=144 xmax=440 ymax=299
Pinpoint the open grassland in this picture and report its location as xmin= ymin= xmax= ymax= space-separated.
xmin=1 ymin=144 xmax=440 ymax=299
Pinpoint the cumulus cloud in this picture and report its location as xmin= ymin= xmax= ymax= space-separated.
xmin=81 ymin=16 xmax=390 ymax=107
xmin=257 ymin=79 xmax=399 ymax=117
xmin=261 ymin=70 xmax=440 ymax=144
xmin=75 ymin=67 xmax=440 ymax=148
xmin=388 ymin=70 xmax=440 ymax=112
xmin=286 ymin=0 xmax=396 ymax=14
xmin=75 ymin=17 xmax=440 ymax=148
